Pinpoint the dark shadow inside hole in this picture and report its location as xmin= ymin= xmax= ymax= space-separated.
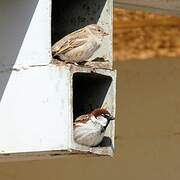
xmin=51 ymin=0 xmax=107 ymax=44
xmin=73 ymin=72 xmax=112 ymax=120
xmin=91 ymin=57 xmax=107 ymax=62
xmin=96 ymin=136 xmax=112 ymax=147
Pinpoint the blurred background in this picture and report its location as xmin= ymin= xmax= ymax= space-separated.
xmin=114 ymin=7 xmax=180 ymax=61
xmin=1 ymin=4 xmax=180 ymax=180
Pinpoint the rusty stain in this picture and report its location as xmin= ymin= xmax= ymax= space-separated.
xmin=2 ymin=153 xmax=10 ymax=156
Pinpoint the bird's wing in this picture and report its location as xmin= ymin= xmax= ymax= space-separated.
xmin=52 ymin=28 xmax=88 ymax=56
xmin=58 ymin=37 xmax=87 ymax=54
xmin=74 ymin=114 xmax=90 ymax=124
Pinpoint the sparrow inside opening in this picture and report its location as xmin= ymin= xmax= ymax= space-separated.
xmin=73 ymin=72 xmax=112 ymax=120
xmin=51 ymin=0 xmax=107 ymax=45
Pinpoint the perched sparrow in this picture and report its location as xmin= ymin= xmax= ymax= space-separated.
xmin=52 ymin=24 xmax=109 ymax=64
xmin=73 ymin=108 xmax=114 ymax=147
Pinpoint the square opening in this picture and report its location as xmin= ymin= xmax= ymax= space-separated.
xmin=73 ymin=72 xmax=112 ymax=120
xmin=51 ymin=0 xmax=108 ymax=45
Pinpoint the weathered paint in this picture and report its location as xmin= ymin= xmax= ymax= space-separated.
xmin=69 ymin=66 xmax=116 ymax=156
xmin=0 ymin=0 xmax=115 ymax=160
xmin=0 ymin=64 xmax=116 ymax=159
xmin=52 ymin=0 xmax=113 ymax=69
xmin=90 ymin=0 xmax=113 ymax=67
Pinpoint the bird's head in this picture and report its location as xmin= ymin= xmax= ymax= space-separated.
xmin=87 ymin=24 xmax=109 ymax=38
xmin=91 ymin=108 xmax=115 ymax=127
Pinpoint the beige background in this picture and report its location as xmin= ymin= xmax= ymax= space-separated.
xmin=0 ymin=59 xmax=180 ymax=180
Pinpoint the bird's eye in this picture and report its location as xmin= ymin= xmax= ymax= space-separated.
xmin=98 ymin=29 xmax=101 ymax=32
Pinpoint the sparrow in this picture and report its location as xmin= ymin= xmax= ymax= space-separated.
xmin=52 ymin=24 xmax=109 ymax=64
xmin=73 ymin=108 xmax=115 ymax=147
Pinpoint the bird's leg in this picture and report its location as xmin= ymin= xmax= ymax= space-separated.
xmin=78 ymin=61 xmax=87 ymax=66
xmin=66 ymin=61 xmax=79 ymax=66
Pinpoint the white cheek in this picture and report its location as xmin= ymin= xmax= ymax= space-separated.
xmin=96 ymin=116 xmax=108 ymax=127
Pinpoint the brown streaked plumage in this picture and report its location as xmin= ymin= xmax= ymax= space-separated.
xmin=91 ymin=108 xmax=110 ymax=118
xmin=73 ymin=108 xmax=114 ymax=146
xmin=52 ymin=24 xmax=109 ymax=64
xmin=73 ymin=114 xmax=91 ymax=127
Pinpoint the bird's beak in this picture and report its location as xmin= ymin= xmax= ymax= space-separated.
xmin=103 ymin=32 xmax=109 ymax=36
xmin=109 ymin=115 xmax=115 ymax=121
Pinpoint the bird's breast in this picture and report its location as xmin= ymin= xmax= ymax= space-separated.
xmin=65 ymin=39 xmax=99 ymax=62
xmin=73 ymin=121 xmax=105 ymax=146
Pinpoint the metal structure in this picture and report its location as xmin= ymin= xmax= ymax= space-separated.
xmin=0 ymin=0 xmax=115 ymax=161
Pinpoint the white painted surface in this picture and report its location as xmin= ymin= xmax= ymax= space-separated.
xmin=71 ymin=68 xmax=116 ymax=156
xmin=0 ymin=65 xmax=116 ymax=156
xmin=51 ymin=0 xmax=113 ymax=69
xmin=0 ymin=0 xmax=51 ymax=67
xmin=89 ymin=0 xmax=113 ymax=64
xmin=0 ymin=0 xmax=115 ymax=158
xmin=0 ymin=65 xmax=71 ymax=153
